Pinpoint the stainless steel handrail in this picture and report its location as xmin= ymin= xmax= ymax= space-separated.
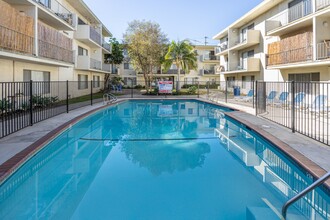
xmin=103 ymin=93 xmax=117 ymax=105
xmin=281 ymin=171 xmax=330 ymax=219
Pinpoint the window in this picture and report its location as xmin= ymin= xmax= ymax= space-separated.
xmin=227 ymin=76 xmax=235 ymax=87
xmin=288 ymin=72 xmax=320 ymax=93
xmin=240 ymin=50 xmax=254 ymax=69
xmin=23 ymin=70 xmax=50 ymax=94
xmin=78 ymin=46 xmax=88 ymax=56
xmin=78 ymin=74 xmax=88 ymax=90
xmin=242 ymin=75 xmax=255 ymax=89
xmin=240 ymin=23 xmax=254 ymax=42
xmin=124 ymin=63 xmax=130 ymax=69
xmin=93 ymin=76 xmax=100 ymax=88
xmin=78 ymin=17 xmax=86 ymax=25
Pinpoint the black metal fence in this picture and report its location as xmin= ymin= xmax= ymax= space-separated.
xmin=0 ymin=81 xmax=105 ymax=138
xmin=1 ymin=79 xmax=329 ymax=146
xmin=256 ymin=81 xmax=330 ymax=145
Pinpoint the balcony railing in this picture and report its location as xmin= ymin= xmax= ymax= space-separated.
xmin=316 ymin=42 xmax=330 ymax=60
xmin=102 ymin=39 xmax=111 ymax=52
xmin=0 ymin=25 xmax=34 ymax=55
xmin=102 ymin=63 xmax=111 ymax=72
xmin=200 ymin=55 xmax=220 ymax=61
xmin=200 ymin=69 xmax=215 ymax=75
xmin=267 ymin=46 xmax=313 ymax=66
xmin=90 ymin=58 xmax=102 ymax=70
xmin=215 ymin=44 xmax=228 ymax=54
xmin=90 ymin=26 xmax=101 ymax=45
xmin=38 ymin=39 xmax=74 ymax=63
xmin=316 ymin=0 xmax=330 ymax=10
xmin=266 ymin=0 xmax=312 ymax=33
xmin=33 ymin=0 xmax=74 ymax=27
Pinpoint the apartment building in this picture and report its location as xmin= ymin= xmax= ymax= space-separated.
xmin=213 ymin=0 xmax=330 ymax=83
xmin=116 ymin=45 xmax=220 ymax=85
xmin=0 ymin=0 xmax=111 ymax=88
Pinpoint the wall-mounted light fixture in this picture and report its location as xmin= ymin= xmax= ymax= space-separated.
xmin=323 ymin=21 xmax=329 ymax=28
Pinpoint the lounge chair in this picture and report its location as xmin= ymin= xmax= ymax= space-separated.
xmin=286 ymin=92 xmax=305 ymax=109
xmin=308 ymin=95 xmax=328 ymax=114
xmin=266 ymin=91 xmax=277 ymax=105
xmin=273 ymin=92 xmax=289 ymax=107
xmin=234 ymin=89 xmax=254 ymax=102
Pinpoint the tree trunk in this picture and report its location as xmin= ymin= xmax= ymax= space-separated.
xmin=144 ymin=73 xmax=149 ymax=93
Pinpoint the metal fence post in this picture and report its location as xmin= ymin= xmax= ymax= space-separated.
xmin=131 ymin=80 xmax=133 ymax=98
xmin=225 ymin=80 xmax=228 ymax=103
xmin=207 ymin=81 xmax=210 ymax=98
xmin=66 ymin=80 xmax=69 ymax=113
xmin=291 ymin=81 xmax=295 ymax=133
xmin=197 ymin=81 xmax=200 ymax=98
xmin=252 ymin=80 xmax=255 ymax=109
xmin=30 ymin=80 xmax=33 ymax=126
xmin=255 ymin=80 xmax=258 ymax=116
xmin=90 ymin=80 xmax=93 ymax=106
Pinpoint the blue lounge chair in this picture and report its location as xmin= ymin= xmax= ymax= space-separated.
xmin=273 ymin=92 xmax=289 ymax=107
xmin=266 ymin=91 xmax=277 ymax=104
xmin=234 ymin=89 xmax=254 ymax=102
xmin=294 ymin=92 xmax=305 ymax=109
xmin=308 ymin=95 xmax=328 ymax=114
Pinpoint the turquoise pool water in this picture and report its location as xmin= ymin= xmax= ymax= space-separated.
xmin=0 ymin=100 xmax=329 ymax=219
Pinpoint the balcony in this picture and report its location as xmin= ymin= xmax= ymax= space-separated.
xmin=230 ymin=30 xmax=260 ymax=51
xmin=199 ymin=68 xmax=216 ymax=76
xmin=0 ymin=24 xmax=34 ymax=55
xmin=75 ymin=25 xmax=101 ymax=47
xmin=200 ymin=54 xmax=220 ymax=62
xmin=316 ymin=41 xmax=330 ymax=60
xmin=38 ymin=39 xmax=74 ymax=64
xmin=267 ymin=46 xmax=313 ymax=66
xmin=77 ymin=56 xmax=105 ymax=72
xmin=316 ymin=0 xmax=330 ymax=10
xmin=215 ymin=43 xmax=228 ymax=55
xmin=222 ymin=58 xmax=260 ymax=74
xmin=102 ymin=39 xmax=111 ymax=53
xmin=102 ymin=63 xmax=111 ymax=72
xmin=266 ymin=0 xmax=312 ymax=35
xmin=33 ymin=0 xmax=75 ymax=30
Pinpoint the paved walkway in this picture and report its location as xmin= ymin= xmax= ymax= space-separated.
xmin=0 ymin=98 xmax=329 ymax=173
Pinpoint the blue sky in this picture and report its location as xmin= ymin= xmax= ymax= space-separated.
xmin=84 ymin=0 xmax=262 ymax=45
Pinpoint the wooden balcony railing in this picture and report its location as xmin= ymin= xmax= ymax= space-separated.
xmin=267 ymin=46 xmax=313 ymax=66
xmin=0 ymin=25 xmax=34 ymax=55
xmin=38 ymin=39 xmax=74 ymax=63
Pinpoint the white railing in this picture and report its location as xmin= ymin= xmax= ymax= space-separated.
xmin=316 ymin=0 xmax=330 ymax=10
xmin=316 ymin=42 xmax=330 ymax=60
xmin=266 ymin=0 xmax=312 ymax=32
xmin=102 ymin=63 xmax=111 ymax=72
xmin=90 ymin=58 xmax=101 ymax=70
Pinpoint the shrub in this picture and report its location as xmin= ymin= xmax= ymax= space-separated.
xmin=188 ymin=86 xmax=197 ymax=94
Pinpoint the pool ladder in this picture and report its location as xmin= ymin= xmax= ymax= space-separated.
xmin=103 ymin=93 xmax=117 ymax=105
xmin=281 ymin=171 xmax=330 ymax=219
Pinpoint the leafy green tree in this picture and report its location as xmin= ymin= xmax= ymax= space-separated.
xmin=164 ymin=40 xmax=198 ymax=92
xmin=124 ymin=20 xmax=168 ymax=92
xmin=104 ymin=37 xmax=124 ymax=87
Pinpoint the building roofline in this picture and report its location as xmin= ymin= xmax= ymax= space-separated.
xmin=213 ymin=0 xmax=284 ymax=40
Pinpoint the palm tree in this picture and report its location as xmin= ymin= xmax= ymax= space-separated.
xmin=164 ymin=40 xmax=197 ymax=92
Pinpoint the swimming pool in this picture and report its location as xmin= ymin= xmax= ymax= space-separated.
xmin=0 ymin=99 xmax=329 ymax=219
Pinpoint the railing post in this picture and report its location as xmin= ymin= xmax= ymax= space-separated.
xmin=255 ymin=80 xmax=258 ymax=116
xmin=252 ymin=80 xmax=255 ymax=109
xmin=91 ymin=80 xmax=93 ymax=106
xmin=291 ymin=81 xmax=295 ymax=133
xmin=207 ymin=81 xmax=210 ymax=98
xmin=30 ymin=80 xmax=33 ymax=126
xmin=66 ymin=80 xmax=69 ymax=113
xmin=225 ymin=80 xmax=228 ymax=103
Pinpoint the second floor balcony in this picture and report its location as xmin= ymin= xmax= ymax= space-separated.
xmin=266 ymin=0 xmax=312 ymax=35
xmin=75 ymin=24 xmax=102 ymax=47
xmin=200 ymin=54 xmax=220 ymax=62
xmin=33 ymin=0 xmax=75 ymax=30
xmin=231 ymin=30 xmax=260 ymax=51
xmin=316 ymin=41 xmax=330 ymax=60
xmin=199 ymin=68 xmax=216 ymax=76
xmin=215 ymin=43 xmax=228 ymax=55
xmin=316 ymin=0 xmax=330 ymax=10
xmin=77 ymin=56 xmax=110 ymax=72
xmin=102 ymin=39 xmax=111 ymax=53
xmin=38 ymin=39 xmax=74 ymax=64
xmin=221 ymin=58 xmax=260 ymax=74
xmin=267 ymin=46 xmax=313 ymax=66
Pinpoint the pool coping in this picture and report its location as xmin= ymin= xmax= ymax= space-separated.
xmin=0 ymin=98 xmax=329 ymax=191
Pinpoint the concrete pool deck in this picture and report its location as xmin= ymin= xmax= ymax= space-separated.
xmin=0 ymin=98 xmax=329 ymax=185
